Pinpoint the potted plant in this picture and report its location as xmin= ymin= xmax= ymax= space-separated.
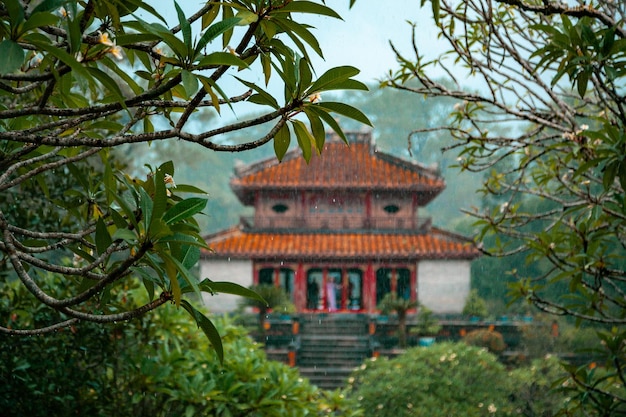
xmin=239 ymin=284 xmax=291 ymax=332
xmin=413 ymin=304 xmax=442 ymax=346
xmin=377 ymin=293 xmax=418 ymax=348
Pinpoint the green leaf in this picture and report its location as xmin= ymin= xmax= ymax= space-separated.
xmin=85 ymin=66 xmax=126 ymax=106
xmin=111 ymin=228 xmax=137 ymax=243
xmin=180 ymin=244 xmax=200 ymax=271
xmin=292 ymin=120 xmax=313 ymax=163
xmin=173 ymin=184 xmax=208 ymax=194
xmin=159 ymin=233 xmax=208 ymax=249
xmin=95 ymin=217 xmax=112 ymax=256
xmin=135 ymin=20 xmax=188 ymax=61
xmin=162 ymin=253 xmax=182 ymax=306
xmin=181 ymin=69 xmax=198 ymax=97
xmin=201 ymin=3 xmax=219 ymax=29
xmin=21 ymin=12 xmax=59 ymax=34
xmin=234 ymin=76 xmax=279 ymax=109
xmin=4 ymin=0 xmax=24 ymax=26
xmin=100 ymin=56 xmax=143 ymax=95
xmin=139 ymin=187 xmax=154 ymax=234
xmin=235 ymin=10 xmax=258 ymax=25
xmin=197 ymin=74 xmax=235 ymax=113
xmin=432 ymin=0 xmax=440 ymax=24
xmin=150 ymin=164 xmax=168 ymax=227
xmin=31 ymin=0 xmax=66 ymax=14
xmin=194 ymin=17 xmax=242 ymax=57
xmin=0 ymin=40 xmax=24 ymax=75
xmin=221 ymin=5 xmax=235 ymax=49
xmin=198 ymin=280 xmax=267 ymax=304
xmin=273 ymin=124 xmax=291 ymax=161
xmin=25 ymin=35 xmax=90 ymax=79
xmin=303 ymin=107 xmax=325 ymax=152
xmin=180 ymin=300 xmax=224 ymax=363
xmin=110 ymin=191 xmax=139 ymax=231
xmin=162 ymin=198 xmax=207 ymax=225
xmin=307 ymin=66 xmax=360 ymax=93
xmin=161 ymin=250 xmax=201 ymax=300
xmin=305 ymin=104 xmax=348 ymax=143
xmin=196 ymin=51 xmax=249 ymax=68
xmin=108 ymin=207 xmax=128 ymax=230
xmin=618 ymin=159 xmax=626 ymax=193
xmin=274 ymin=1 xmax=342 ymax=19
xmin=115 ymin=33 xmax=161 ymax=45
xmin=273 ymin=17 xmax=322 ymax=58
xmin=317 ymin=101 xmax=373 ymax=126
xmin=576 ymin=70 xmax=589 ymax=98
xmin=174 ymin=1 xmax=192 ymax=56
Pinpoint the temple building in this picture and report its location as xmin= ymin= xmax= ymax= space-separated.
xmin=200 ymin=131 xmax=479 ymax=313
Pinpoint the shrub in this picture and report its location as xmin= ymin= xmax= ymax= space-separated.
xmin=345 ymin=342 xmax=570 ymax=417
xmin=463 ymin=329 xmax=507 ymax=354
xmin=462 ymin=289 xmax=489 ymax=319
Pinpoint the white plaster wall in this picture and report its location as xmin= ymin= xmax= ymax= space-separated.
xmin=417 ymin=260 xmax=471 ymax=314
xmin=199 ymin=259 xmax=253 ymax=313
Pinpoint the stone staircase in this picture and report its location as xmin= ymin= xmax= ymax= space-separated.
xmin=296 ymin=314 xmax=371 ymax=390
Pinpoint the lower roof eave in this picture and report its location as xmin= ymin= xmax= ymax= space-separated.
xmin=201 ymin=253 xmax=478 ymax=262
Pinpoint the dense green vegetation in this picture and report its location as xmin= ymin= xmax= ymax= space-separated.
xmin=0 ymin=277 xmax=361 ymax=417
xmin=346 ymin=342 xmax=569 ymax=417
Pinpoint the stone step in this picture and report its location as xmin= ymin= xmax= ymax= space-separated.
xmin=298 ymin=367 xmax=357 ymax=390
xmin=297 ymin=350 xmax=369 ymax=361
xmin=300 ymin=334 xmax=369 ymax=346
xmin=298 ymin=358 xmax=366 ymax=368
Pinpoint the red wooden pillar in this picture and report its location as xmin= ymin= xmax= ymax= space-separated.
xmin=341 ymin=268 xmax=348 ymax=311
xmin=294 ymin=263 xmax=306 ymax=311
xmin=364 ymin=262 xmax=375 ymax=312
xmin=411 ymin=265 xmax=418 ymax=303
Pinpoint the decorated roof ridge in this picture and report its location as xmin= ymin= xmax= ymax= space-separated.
xmin=232 ymin=130 xmax=371 ymax=179
xmin=374 ymin=150 xmax=443 ymax=183
xmin=429 ymin=226 xmax=479 ymax=245
xmin=202 ymin=224 xmax=242 ymax=244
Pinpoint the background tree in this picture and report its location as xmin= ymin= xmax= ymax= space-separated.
xmin=0 ymin=0 xmax=371 ymax=350
xmin=389 ymin=0 xmax=626 ymax=414
xmin=377 ymin=292 xmax=418 ymax=348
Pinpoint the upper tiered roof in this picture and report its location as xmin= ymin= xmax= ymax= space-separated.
xmin=231 ymin=131 xmax=445 ymax=205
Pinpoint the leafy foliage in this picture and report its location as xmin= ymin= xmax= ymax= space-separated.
xmin=346 ymin=342 xmax=568 ymax=417
xmin=462 ymin=289 xmax=488 ymax=319
xmin=0 ymin=0 xmax=371 ymax=344
xmin=377 ymin=293 xmax=418 ymax=348
xmin=0 ymin=278 xmax=362 ymax=417
xmin=463 ymin=329 xmax=506 ymax=354
xmin=392 ymin=0 xmax=626 ymax=413
xmin=239 ymin=284 xmax=294 ymax=330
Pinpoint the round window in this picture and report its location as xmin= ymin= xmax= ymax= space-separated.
xmin=383 ymin=204 xmax=400 ymax=214
xmin=272 ymin=203 xmax=289 ymax=213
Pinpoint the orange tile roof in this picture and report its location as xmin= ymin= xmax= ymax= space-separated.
xmin=231 ymin=132 xmax=445 ymax=202
xmin=203 ymin=227 xmax=479 ymax=261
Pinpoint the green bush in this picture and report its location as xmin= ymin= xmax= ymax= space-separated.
xmin=462 ymin=289 xmax=489 ymax=319
xmin=345 ymin=342 xmax=570 ymax=417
